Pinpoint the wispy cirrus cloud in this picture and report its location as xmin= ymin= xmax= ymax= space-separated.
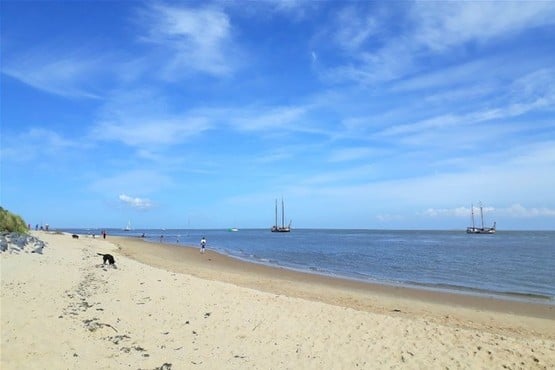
xmin=137 ymin=3 xmax=238 ymax=78
xmin=0 ymin=128 xmax=84 ymax=162
xmin=323 ymin=1 xmax=555 ymax=85
xmin=229 ymin=105 xmax=308 ymax=132
xmin=411 ymin=1 xmax=555 ymax=51
xmin=90 ymin=88 xmax=212 ymax=147
xmin=377 ymin=68 xmax=555 ymax=141
xmin=332 ymin=5 xmax=380 ymax=52
xmin=1 ymin=3 xmax=240 ymax=98
xmin=1 ymin=47 xmax=110 ymax=99
xmin=92 ymin=117 xmax=211 ymax=147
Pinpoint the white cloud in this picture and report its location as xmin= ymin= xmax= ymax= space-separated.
xmin=412 ymin=2 xmax=555 ymax=51
xmin=325 ymin=2 xmax=555 ymax=85
xmin=235 ymin=0 xmax=318 ymax=20
xmin=285 ymin=142 xmax=555 ymax=221
xmin=231 ymin=105 xmax=308 ymax=132
xmin=89 ymin=88 xmax=213 ymax=147
xmin=0 ymin=128 xmax=83 ymax=162
xmin=311 ymin=51 xmax=318 ymax=63
xmin=2 ymin=50 xmax=106 ymax=99
xmin=92 ymin=117 xmax=210 ymax=147
xmin=333 ymin=6 xmax=379 ymax=52
xmin=501 ymin=204 xmax=555 ymax=218
xmin=118 ymin=194 xmax=153 ymax=210
xmin=509 ymin=68 xmax=555 ymax=104
xmin=271 ymin=0 xmax=308 ymax=13
xmin=139 ymin=3 xmax=236 ymax=77
xmin=377 ymin=76 xmax=555 ymax=142
xmin=422 ymin=204 xmax=555 ymax=219
xmin=422 ymin=207 xmax=470 ymax=218
xmin=390 ymin=57 xmax=501 ymax=93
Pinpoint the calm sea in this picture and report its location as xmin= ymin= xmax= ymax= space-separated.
xmin=63 ymin=228 xmax=555 ymax=303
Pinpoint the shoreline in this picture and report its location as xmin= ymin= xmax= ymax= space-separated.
xmin=186 ymin=244 xmax=555 ymax=306
xmin=112 ymin=236 xmax=555 ymax=334
xmin=65 ymin=228 xmax=555 ymax=306
xmin=115 ymin=229 xmax=555 ymax=306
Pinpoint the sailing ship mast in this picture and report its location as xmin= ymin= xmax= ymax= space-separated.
xmin=275 ymin=199 xmax=278 ymax=228
xmin=471 ymin=204 xmax=475 ymax=230
xmin=479 ymin=203 xmax=485 ymax=229
xmin=281 ymin=198 xmax=285 ymax=229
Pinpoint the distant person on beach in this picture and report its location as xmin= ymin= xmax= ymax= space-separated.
xmin=102 ymin=230 xmax=107 ymax=239
xmin=200 ymin=237 xmax=206 ymax=254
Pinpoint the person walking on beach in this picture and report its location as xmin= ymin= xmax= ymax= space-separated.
xmin=200 ymin=236 xmax=206 ymax=254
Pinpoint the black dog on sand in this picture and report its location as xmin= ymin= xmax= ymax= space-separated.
xmin=97 ymin=253 xmax=116 ymax=265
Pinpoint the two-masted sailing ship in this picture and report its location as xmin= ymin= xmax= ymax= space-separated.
xmin=466 ymin=203 xmax=496 ymax=234
xmin=271 ymin=198 xmax=291 ymax=232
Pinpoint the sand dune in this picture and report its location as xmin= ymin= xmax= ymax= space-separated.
xmin=2 ymin=231 xmax=554 ymax=369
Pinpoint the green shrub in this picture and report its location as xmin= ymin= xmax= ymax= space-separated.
xmin=0 ymin=207 xmax=29 ymax=233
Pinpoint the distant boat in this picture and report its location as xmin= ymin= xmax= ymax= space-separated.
xmin=271 ymin=198 xmax=291 ymax=232
xmin=123 ymin=220 xmax=131 ymax=231
xmin=228 ymin=228 xmax=239 ymax=232
xmin=466 ymin=203 xmax=496 ymax=234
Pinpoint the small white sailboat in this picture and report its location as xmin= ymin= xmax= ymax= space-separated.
xmin=123 ymin=220 xmax=132 ymax=231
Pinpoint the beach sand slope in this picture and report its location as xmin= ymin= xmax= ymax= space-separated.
xmin=1 ymin=231 xmax=554 ymax=369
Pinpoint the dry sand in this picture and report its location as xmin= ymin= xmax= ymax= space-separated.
xmin=1 ymin=231 xmax=554 ymax=369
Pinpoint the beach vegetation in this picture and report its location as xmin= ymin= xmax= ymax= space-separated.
xmin=0 ymin=207 xmax=29 ymax=233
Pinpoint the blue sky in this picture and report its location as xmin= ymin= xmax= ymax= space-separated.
xmin=1 ymin=1 xmax=554 ymax=230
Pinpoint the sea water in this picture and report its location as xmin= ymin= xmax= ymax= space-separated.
xmin=64 ymin=228 xmax=555 ymax=303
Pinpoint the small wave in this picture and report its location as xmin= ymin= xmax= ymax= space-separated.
xmin=499 ymin=291 xmax=553 ymax=301
xmin=404 ymin=281 xmax=554 ymax=302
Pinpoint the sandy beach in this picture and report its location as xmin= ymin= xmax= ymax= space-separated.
xmin=2 ymin=231 xmax=554 ymax=369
